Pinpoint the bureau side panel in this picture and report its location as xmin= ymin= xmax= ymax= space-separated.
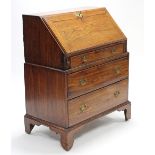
xmin=23 ymin=15 xmax=66 ymax=69
xmin=24 ymin=63 xmax=68 ymax=128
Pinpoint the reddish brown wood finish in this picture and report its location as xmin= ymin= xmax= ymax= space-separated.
xmin=43 ymin=8 xmax=126 ymax=53
xmin=70 ymin=43 xmax=125 ymax=68
xmin=23 ymin=9 xmax=127 ymax=70
xmin=68 ymin=56 xmax=128 ymax=99
xmin=23 ymin=8 xmax=131 ymax=151
xmin=118 ymin=102 xmax=131 ymax=121
xmin=24 ymin=101 xmax=131 ymax=151
xmin=24 ymin=116 xmax=35 ymax=134
xmin=23 ymin=15 xmax=68 ymax=69
xmin=67 ymin=52 xmax=129 ymax=73
xmin=24 ymin=63 xmax=68 ymax=127
xmin=68 ymin=79 xmax=128 ymax=126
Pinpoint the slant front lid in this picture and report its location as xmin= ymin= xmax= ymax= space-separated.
xmin=42 ymin=8 xmax=126 ymax=54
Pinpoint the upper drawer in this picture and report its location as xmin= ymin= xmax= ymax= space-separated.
xmin=70 ymin=43 xmax=125 ymax=68
xmin=68 ymin=56 xmax=128 ymax=99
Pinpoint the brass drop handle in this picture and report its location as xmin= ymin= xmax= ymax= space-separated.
xmin=81 ymin=55 xmax=87 ymax=63
xmin=80 ymin=104 xmax=88 ymax=112
xmin=75 ymin=11 xmax=83 ymax=18
xmin=79 ymin=79 xmax=87 ymax=86
xmin=114 ymin=91 xmax=120 ymax=97
xmin=114 ymin=66 xmax=121 ymax=75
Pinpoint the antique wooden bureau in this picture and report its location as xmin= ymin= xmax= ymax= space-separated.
xmin=23 ymin=8 xmax=131 ymax=151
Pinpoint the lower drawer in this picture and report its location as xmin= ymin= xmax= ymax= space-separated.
xmin=68 ymin=79 xmax=128 ymax=126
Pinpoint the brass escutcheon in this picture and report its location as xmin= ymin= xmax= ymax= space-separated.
xmin=114 ymin=90 xmax=120 ymax=97
xmin=81 ymin=55 xmax=87 ymax=63
xmin=79 ymin=79 xmax=87 ymax=86
xmin=75 ymin=11 xmax=83 ymax=18
xmin=114 ymin=66 xmax=121 ymax=75
xmin=80 ymin=104 xmax=88 ymax=112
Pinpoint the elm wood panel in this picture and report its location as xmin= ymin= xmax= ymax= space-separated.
xmin=43 ymin=8 xmax=126 ymax=53
xmin=24 ymin=63 xmax=68 ymax=128
xmin=68 ymin=56 xmax=128 ymax=99
xmin=70 ymin=43 xmax=125 ymax=68
xmin=68 ymin=79 xmax=128 ymax=126
xmin=23 ymin=15 xmax=67 ymax=69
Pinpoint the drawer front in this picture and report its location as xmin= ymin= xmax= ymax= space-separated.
xmin=70 ymin=43 xmax=125 ymax=68
xmin=68 ymin=79 xmax=128 ymax=126
xmin=68 ymin=56 xmax=128 ymax=99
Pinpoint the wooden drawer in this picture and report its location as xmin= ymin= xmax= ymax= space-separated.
xmin=70 ymin=43 xmax=125 ymax=68
xmin=68 ymin=79 xmax=128 ymax=126
xmin=68 ymin=56 xmax=128 ymax=99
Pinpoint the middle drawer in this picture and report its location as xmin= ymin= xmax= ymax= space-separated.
xmin=68 ymin=56 xmax=128 ymax=99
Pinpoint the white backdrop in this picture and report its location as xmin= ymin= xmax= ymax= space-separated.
xmin=7 ymin=0 xmax=155 ymax=155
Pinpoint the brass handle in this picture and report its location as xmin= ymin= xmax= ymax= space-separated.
xmin=79 ymin=79 xmax=87 ymax=86
xmin=111 ymin=47 xmax=116 ymax=54
xmin=114 ymin=66 xmax=121 ymax=75
xmin=75 ymin=11 xmax=83 ymax=18
xmin=80 ymin=104 xmax=88 ymax=112
xmin=81 ymin=55 xmax=87 ymax=63
xmin=114 ymin=91 xmax=120 ymax=97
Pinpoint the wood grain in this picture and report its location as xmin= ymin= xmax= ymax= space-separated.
xmin=24 ymin=63 xmax=68 ymax=127
xmin=24 ymin=101 xmax=130 ymax=151
xmin=23 ymin=8 xmax=131 ymax=151
xmin=68 ymin=56 xmax=128 ymax=99
xmin=23 ymin=15 xmax=68 ymax=69
xmin=43 ymin=8 xmax=126 ymax=53
xmin=68 ymin=79 xmax=128 ymax=126
xmin=67 ymin=52 xmax=129 ymax=74
xmin=70 ymin=43 xmax=125 ymax=68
